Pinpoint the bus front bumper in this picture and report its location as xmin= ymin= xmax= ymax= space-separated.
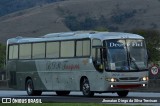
xmin=108 ymin=81 xmax=148 ymax=90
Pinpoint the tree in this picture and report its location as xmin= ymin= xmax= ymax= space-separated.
xmin=0 ymin=43 xmax=6 ymax=70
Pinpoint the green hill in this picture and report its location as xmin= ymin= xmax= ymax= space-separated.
xmin=0 ymin=0 xmax=160 ymax=43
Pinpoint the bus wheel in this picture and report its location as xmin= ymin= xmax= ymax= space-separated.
xmin=81 ymin=78 xmax=94 ymax=97
xmin=56 ymin=91 xmax=70 ymax=96
xmin=117 ymin=90 xmax=129 ymax=97
xmin=26 ymin=79 xmax=42 ymax=96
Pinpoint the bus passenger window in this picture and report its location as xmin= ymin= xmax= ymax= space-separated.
xmin=9 ymin=45 xmax=18 ymax=59
xmin=76 ymin=40 xmax=90 ymax=57
xmin=83 ymin=40 xmax=90 ymax=56
xmin=32 ymin=43 xmax=45 ymax=59
xmin=46 ymin=42 xmax=59 ymax=58
xmin=76 ymin=41 xmax=83 ymax=56
xmin=19 ymin=44 xmax=31 ymax=59
xmin=61 ymin=41 xmax=75 ymax=57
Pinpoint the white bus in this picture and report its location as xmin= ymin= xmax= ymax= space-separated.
xmin=6 ymin=31 xmax=148 ymax=97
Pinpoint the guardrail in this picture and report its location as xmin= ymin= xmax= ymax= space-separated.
xmin=0 ymin=80 xmax=8 ymax=87
xmin=0 ymin=71 xmax=8 ymax=88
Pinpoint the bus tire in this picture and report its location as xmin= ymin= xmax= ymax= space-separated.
xmin=26 ymin=79 xmax=42 ymax=96
xmin=56 ymin=91 xmax=70 ymax=96
xmin=117 ymin=90 xmax=129 ymax=97
xmin=81 ymin=78 xmax=94 ymax=97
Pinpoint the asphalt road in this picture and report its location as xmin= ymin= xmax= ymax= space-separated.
xmin=0 ymin=91 xmax=160 ymax=105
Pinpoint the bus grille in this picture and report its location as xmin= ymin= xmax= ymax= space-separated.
xmin=115 ymin=84 xmax=141 ymax=89
xmin=119 ymin=77 xmax=139 ymax=81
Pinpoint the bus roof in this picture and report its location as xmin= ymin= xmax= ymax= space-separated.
xmin=7 ymin=31 xmax=144 ymax=44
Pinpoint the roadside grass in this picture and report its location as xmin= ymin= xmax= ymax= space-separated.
xmin=0 ymin=103 xmax=143 ymax=106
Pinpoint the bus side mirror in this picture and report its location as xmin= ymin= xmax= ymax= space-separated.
xmin=99 ymin=64 xmax=104 ymax=70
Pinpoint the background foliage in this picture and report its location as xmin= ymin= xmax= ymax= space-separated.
xmin=0 ymin=43 xmax=5 ymax=69
xmin=130 ymin=29 xmax=160 ymax=63
xmin=64 ymin=15 xmax=108 ymax=31
xmin=0 ymin=0 xmax=63 ymax=16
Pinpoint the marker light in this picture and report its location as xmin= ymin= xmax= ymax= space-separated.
xmin=111 ymin=85 xmax=114 ymax=88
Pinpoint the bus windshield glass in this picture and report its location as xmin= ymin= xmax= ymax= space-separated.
xmin=105 ymin=39 xmax=148 ymax=71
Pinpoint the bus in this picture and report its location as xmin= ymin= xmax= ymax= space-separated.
xmin=6 ymin=31 xmax=148 ymax=97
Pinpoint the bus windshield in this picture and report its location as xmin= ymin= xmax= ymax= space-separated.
xmin=105 ymin=39 xmax=148 ymax=71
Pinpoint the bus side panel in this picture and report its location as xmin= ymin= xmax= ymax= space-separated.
xmin=16 ymin=60 xmax=46 ymax=90
xmin=35 ymin=59 xmax=79 ymax=91
xmin=7 ymin=60 xmax=17 ymax=89
xmin=33 ymin=58 xmax=96 ymax=91
xmin=85 ymin=71 xmax=107 ymax=91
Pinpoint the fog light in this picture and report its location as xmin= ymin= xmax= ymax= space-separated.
xmin=143 ymin=84 xmax=145 ymax=87
xmin=111 ymin=85 xmax=113 ymax=88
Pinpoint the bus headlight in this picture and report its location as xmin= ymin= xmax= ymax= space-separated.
xmin=141 ymin=77 xmax=149 ymax=81
xmin=106 ymin=78 xmax=117 ymax=82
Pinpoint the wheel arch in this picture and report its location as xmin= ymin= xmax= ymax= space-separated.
xmin=25 ymin=76 xmax=32 ymax=90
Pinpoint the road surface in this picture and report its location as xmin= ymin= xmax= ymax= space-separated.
xmin=0 ymin=90 xmax=160 ymax=105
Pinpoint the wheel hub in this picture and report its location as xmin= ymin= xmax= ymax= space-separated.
xmin=83 ymin=83 xmax=90 ymax=93
xmin=28 ymin=83 xmax=32 ymax=93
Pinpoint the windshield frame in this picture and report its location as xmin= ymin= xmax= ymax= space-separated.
xmin=104 ymin=39 xmax=148 ymax=72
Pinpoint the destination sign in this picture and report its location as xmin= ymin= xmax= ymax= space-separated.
xmin=108 ymin=42 xmax=143 ymax=48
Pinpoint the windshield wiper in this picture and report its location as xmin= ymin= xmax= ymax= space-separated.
xmin=130 ymin=56 xmax=140 ymax=71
